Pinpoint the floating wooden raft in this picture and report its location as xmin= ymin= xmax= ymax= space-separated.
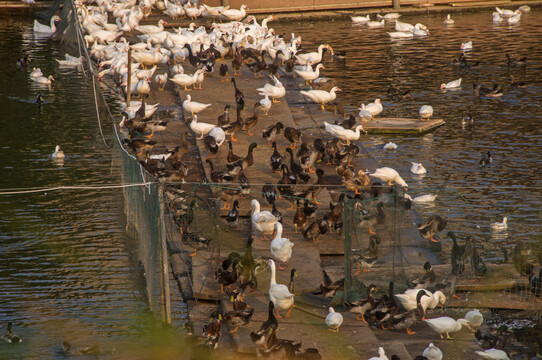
xmin=365 ymin=117 xmax=445 ymax=134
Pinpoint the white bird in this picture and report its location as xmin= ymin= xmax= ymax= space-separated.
xmin=324 ymin=122 xmax=365 ymax=145
xmin=440 ymin=78 xmax=462 ymax=90
xmin=33 ymin=75 xmax=55 ymax=85
xmin=189 ymin=115 xmax=215 ymax=139
xmin=419 ymin=105 xmax=434 ymax=121
xmin=412 ymin=194 xmax=437 ymax=203
xmin=367 ymin=19 xmax=385 ymax=28
xmin=154 ymin=72 xmax=168 ymax=91
xmin=267 ymin=259 xmax=295 ymax=319
xmin=377 ymin=12 xmax=401 ymax=20
xmin=460 ymin=40 xmax=473 ymax=51
xmin=475 ymin=349 xmax=510 ymax=360
xmin=325 ymin=307 xmax=343 ymax=332
xmin=30 ymin=68 xmax=43 ymax=78
xmin=359 ymin=99 xmax=383 ymax=119
xmin=411 ymin=23 xmax=430 ymax=37
xmin=257 ymin=76 xmax=286 ymax=103
xmin=135 ymin=77 xmax=151 ymax=98
xmin=169 ymin=69 xmax=201 ymax=91
xmin=300 ymin=86 xmax=341 ymax=110
xmin=135 ymin=19 xmax=167 ymax=35
xmin=424 ymin=317 xmax=472 ymax=339
xmin=358 ymin=109 xmax=373 ymax=123
xmin=368 ymin=347 xmax=388 ymax=360
xmin=495 ymin=6 xmax=521 ymax=19
xmin=208 ymin=126 xmax=226 ymax=146
xmin=464 ymin=309 xmax=484 ymax=328
xmin=270 ymin=222 xmax=294 ymax=265
xmin=411 ymin=162 xmax=427 ymax=175
xmin=218 ymin=4 xmax=248 ymax=21
xmin=444 ymin=14 xmax=455 ymax=25
xmin=388 ymin=31 xmax=413 ymax=39
xmin=52 ymin=145 xmax=65 ymax=159
xmin=251 ymin=199 xmax=278 ymax=240
xmin=33 ymin=15 xmax=60 ymax=35
xmin=295 ymin=44 xmax=330 ymax=66
xmin=371 ymin=167 xmax=408 ymax=188
xmin=491 ymin=217 xmax=508 ymax=232
xmin=395 ymin=19 xmax=414 ymax=32
xmin=135 ymin=65 xmax=157 ymax=80
xmin=423 ymin=343 xmax=443 ymax=360
xmin=507 ymin=13 xmax=521 ymax=24
xmin=492 ymin=12 xmax=503 ymax=22
xmin=259 ymin=95 xmax=272 ymax=115
xmin=56 ymin=53 xmax=85 ymax=67
xmin=395 ymin=289 xmax=446 ymax=311
xmin=383 ymin=142 xmax=398 ymax=150
xmin=183 ymin=94 xmax=211 ymax=116
xmin=350 ymin=15 xmax=370 ymax=23
xmin=295 ymin=63 xmax=325 ymax=85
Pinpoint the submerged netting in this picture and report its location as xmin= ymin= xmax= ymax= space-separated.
xmin=48 ymin=1 xmax=170 ymax=323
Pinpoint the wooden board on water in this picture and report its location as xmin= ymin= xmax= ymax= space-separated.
xmin=365 ymin=117 xmax=445 ymax=134
xmin=191 ymin=251 xmax=221 ymax=301
xmin=451 ymin=0 xmax=510 ymax=6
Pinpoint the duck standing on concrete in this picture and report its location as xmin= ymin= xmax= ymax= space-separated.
xmin=418 ymin=215 xmax=447 ymax=242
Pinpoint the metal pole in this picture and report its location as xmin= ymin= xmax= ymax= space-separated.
xmin=159 ymin=184 xmax=172 ymax=325
xmin=126 ymin=48 xmax=132 ymax=103
xmin=393 ymin=0 xmax=400 ymax=10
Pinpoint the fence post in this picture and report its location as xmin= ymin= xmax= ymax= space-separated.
xmin=158 ymin=183 xmax=172 ymax=325
xmin=393 ymin=0 xmax=400 ymax=10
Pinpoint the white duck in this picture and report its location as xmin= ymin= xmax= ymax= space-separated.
xmin=169 ymin=69 xmax=201 ymax=91
xmin=251 ymin=199 xmax=277 ymax=240
xmin=368 ymin=347 xmax=388 ymax=360
xmin=218 ymin=4 xmax=248 ymax=21
xmin=154 ymin=72 xmax=168 ymax=91
xmin=460 ymin=40 xmax=473 ymax=51
xmin=423 ymin=343 xmax=443 ymax=360
xmin=424 ymin=317 xmax=472 ymax=339
xmin=30 ymin=68 xmax=43 ymax=78
xmin=259 ymin=94 xmax=272 ymax=115
xmin=122 ymin=102 xmax=159 ymax=120
xmin=377 ymin=13 xmax=401 ymax=20
xmin=475 ymin=349 xmax=510 ymax=360
xmin=507 ymin=13 xmax=521 ymax=24
xmin=136 ymin=65 xmax=157 ymax=80
xmin=464 ymin=309 xmax=483 ymax=328
xmin=440 ymin=78 xmax=462 ymax=90
xmin=56 ymin=53 xmax=85 ymax=67
xmin=360 ymin=99 xmax=383 ymax=120
xmin=33 ymin=75 xmax=55 ymax=85
xmin=189 ymin=115 xmax=215 ymax=139
xmin=495 ymin=6 xmax=521 ymax=19
xmin=444 ymin=14 xmax=455 ymax=25
xmin=270 ymin=222 xmax=294 ymax=267
xmin=326 ymin=307 xmax=343 ymax=332
xmin=367 ymin=19 xmax=385 ymax=28
xmin=183 ymin=94 xmax=211 ymax=116
xmin=350 ymin=15 xmax=370 ymax=23
xmin=395 ymin=19 xmax=414 ymax=32
xmin=383 ymin=142 xmax=397 ymax=150
xmin=295 ymin=44 xmax=331 ymax=66
xmin=295 ymin=63 xmax=325 ymax=85
xmin=410 ymin=162 xmax=427 ymax=175
xmin=208 ymin=126 xmax=226 ymax=146
xmin=268 ymin=259 xmax=295 ymax=319
xmin=395 ymin=289 xmax=446 ymax=311
xmin=52 ymin=145 xmax=65 ymax=159
xmin=388 ymin=31 xmax=413 ymax=39
xmin=135 ymin=19 xmax=167 ymax=34
xmin=33 ymin=15 xmax=60 ymax=35
xmin=412 ymin=23 xmax=430 ymax=36
xmin=324 ymin=122 xmax=365 ymax=145
xmin=370 ymin=167 xmax=408 ymax=188
xmin=411 ymin=194 xmax=437 ymax=203
xmin=492 ymin=12 xmax=503 ymax=22
xmin=257 ymin=76 xmax=286 ymax=103
xmin=491 ymin=217 xmax=508 ymax=232
xmin=300 ymin=86 xmax=341 ymax=110
xmin=419 ymin=105 xmax=434 ymax=121
xmin=135 ymin=77 xmax=151 ymax=98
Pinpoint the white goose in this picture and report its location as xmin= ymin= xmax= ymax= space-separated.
xmin=410 ymin=162 xmax=427 ymax=175
xmin=424 ymin=317 xmax=472 ymax=339
xmin=475 ymin=349 xmax=510 ymax=360
xmin=267 ymin=259 xmax=295 ymax=319
xmin=350 ymin=15 xmax=370 ymax=23
xmin=419 ymin=105 xmax=434 ymax=121
xmin=257 ymin=76 xmax=286 ymax=103
xmin=444 ymin=14 xmax=455 ymax=25
xmin=300 ymin=86 xmax=341 ymax=110
xmin=135 ymin=19 xmax=167 ymax=34
xmin=52 ymin=145 xmax=65 ymax=159
xmin=189 ymin=115 xmax=215 ymax=139
xmin=270 ymin=222 xmax=294 ymax=266
xmin=359 ymin=99 xmax=383 ymax=119
xmin=251 ymin=199 xmax=277 ymax=240
xmin=326 ymin=307 xmax=343 ymax=332
xmin=440 ymin=78 xmax=462 ymax=90
xmin=295 ymin=63 xmax=325 ymax=85
xmin=33 ymin=15 xmax=60 ymax=35
xmin=295 ymin=44 xmax=330 ymax=66
xmin=395 ymin=289 xmax=446 ymax=311
xmin=183 ymin=94 xmax=211 ymax=116
xmin=370 ymin=167 xmax=408 ymax=188
xmin=324 ymin=122 xmax=365 ymax=145
xmin=33 ymin=75 xmax=55 ymax=85
xmin=423 ymin=343 xmax=443 ymax=360
xmin=218 ymin=4 xmax=248 ymax=21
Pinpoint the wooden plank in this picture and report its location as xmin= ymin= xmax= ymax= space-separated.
xmin=364 ymin=117 xmax=445 ymax=135
xmin=451 ymin=0 xmax=510 ymax=6
xmin=192 ymin=251 xmax=221 ymax=301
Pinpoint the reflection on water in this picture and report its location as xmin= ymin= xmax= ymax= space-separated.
xmin=276 ymin=10 xmax=542 ymax=256
xmin=0 ymin=18 xmax=184 ymax=359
